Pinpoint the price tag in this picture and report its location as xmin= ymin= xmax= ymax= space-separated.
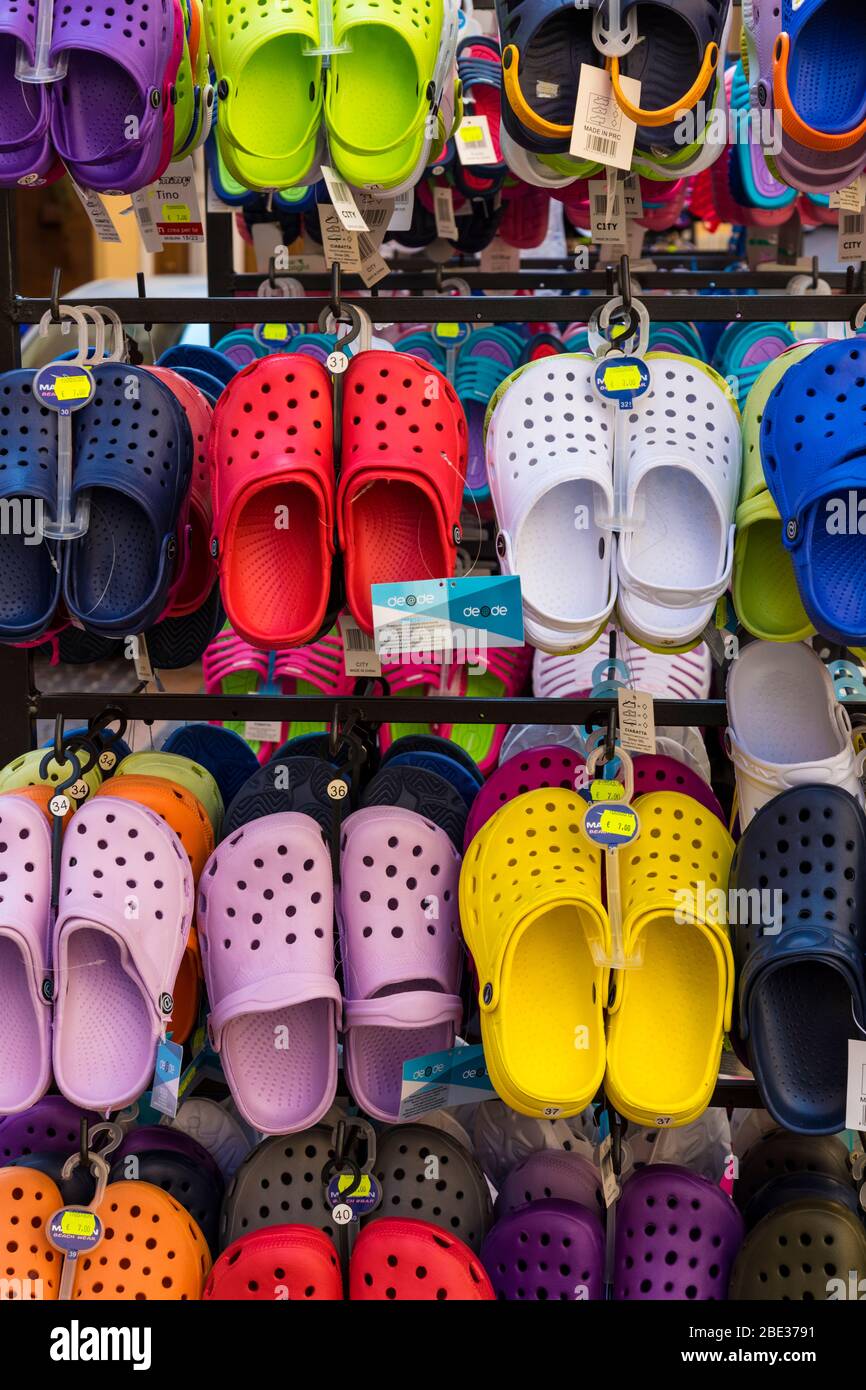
xmin=570 ymin=63 xmax=639 ymax=171
xmin=33 ymin=364 xmax=95 ymax=413
xmin=356 ymin=193 xmax=395 ymax=248
xmin=132 ymin=634 xmax=155 ymax=684
xmin=257 ymin=322 xmax=292 ymax=344
xmin=326 ymin=778 xmax=349 ymax=802
xmin=433 ymin=186 xmax=459 ymax=240
xmin=455 ymin=114 xmax=497 ymax=166
xmin=132 ymin=158 xmax=204 ymax=247
xmin=321 ymin=165 xmax=369 ymax=232
xmin=589 ymin=778 xmax=625 ymax=802
xmin=618 ymin=688 xmax=656 ymax=755
xmin=583 ymin=801 xmax=639 ymax=848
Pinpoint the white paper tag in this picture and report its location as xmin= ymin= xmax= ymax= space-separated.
xmin=356 ymin=193 xmax=395 ymax=248
xmin=339 ymin=612 xmax=382 ymax=678
xmin=388 ymin=188 xmax=415 ymax=233
xmin=131 ymin=187 xmax=164 ymax=254
xmin=250 ymin=221 xmax=284 ymax=274
xmin=321 ymin=164 xmax=368 ymax=232
xmin=455 ymin=114 xmax=497 ymax=166
xmin=598 ymin=1135 xmax=621 ymax=1208
xmin=838 ymin=210 xmax=866 ymax=263
xmin=570 ymin=64 xmax=639 ymax=171
xmin=132 ymin=634 xmax=154 ymax=684
xmin=622 ymin=173 xmax=643 ymax=219
xmin=433 ymin=186 xmax=459 ymax=240
xmin=356 ymin=231 xmax=390 ymax=287
xmin=243 ymin=720 xmax=283 ymax=744
xmin=132 ymin=157 xmax=204 ymax=247
xmin=845 ymin=1038 xmax=866 ymax=1130
xmin=589 ymin=178 xmax=626 ymax=244
xmin=70 ymin=181 xmax=121 ymax=243
xmin=480 ymin=237 xmax=520 ymax=274
xmin=206 ymin=183 xmax=234 ymax=214
xmin=318 ymin=204 xmax=361 ymax=270
xmin=831 ymin=175 xmax=866 ymax=212
xmin=618 ymin=688 xmax=656 ymax=755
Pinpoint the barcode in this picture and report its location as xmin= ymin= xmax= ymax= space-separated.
xmin=588 ymin=134 xmax=619 ymax=157
xmin=843 ymin=214 xmax=865 ymax=234
xmin=344 ymin=624 xmax=374 ymax=652
xmin=137 ymin=204 xmax=154 ymax=229
xmin=330 ymin=178 xmax=352 ymax=203
xmin=357 ymin=232 xmax=375 ymax=260
xmin=592 ymin=194 xmax=622 ymax=215
xmin=364 ymin=206 xmax=390 ymax=228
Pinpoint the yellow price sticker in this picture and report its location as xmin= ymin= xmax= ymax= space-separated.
xmin=603 ymin=364 xmax=642 ymax=391
xmin=599 ymin=808 xmax=637 ymax=837
xmin=590 ymin=779 xmax=625 ymax=802
xmin=53 ymin=374 xmax=91 ymax=402
xmin=337 ymin=1174 xmax=372 ymax=1197
xmin=60 ymin=1211 xmax=95 ymax=1238
xmin=162 ymin=203 xmax=191 ymax=223
xmin=437 ymin=322 xmax=461 ymax=340
xmin=459 ymin=125 xmax=484 ymax=143
xmin=262 ymin=323 xmax=290 ymax=342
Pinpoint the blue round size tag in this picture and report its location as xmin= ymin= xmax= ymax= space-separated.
xmin=33 ymin=363 xmax=95 ymax=414
xmin=433 ymin=321 xmax=470 ymax=348
xmin=326 ymin=1172 xmax=381 ymax=1220
xmin=594 ymin=356 xmax=650 ymax=409
xmin=46 ymin=1206 xmax=104 ymax=1255
xmin=583 ymin=801 xmax=640 ymax=848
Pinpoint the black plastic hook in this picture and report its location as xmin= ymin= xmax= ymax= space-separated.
xmin=136 ymin=271 xmax=152 ymax=334
xmin=49 ymin=266 xmax=62 ymax=325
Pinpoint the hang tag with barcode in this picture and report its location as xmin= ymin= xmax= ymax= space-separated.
xmin=598 ymin=1135 xmax=621 ymax=1208
xmin=455 ymin=114 xmax=497 ymax=166
xmin=132 ymin=634 xmax=154 ymax=684
xmin=356 ymin=231 xmax=390 ymax=287
xmin=570 ymin=64 xmax=639 ymax=171
xmin=388 ymin=188 xmax=415 ymax=233
xmin=845 ymin=1038 xmax=866 ymax=1130
xmin=70 ymin=181 xmax=121 ymax=244
xmin=321 ymin=165 xmax=368 ymax=232
xmin=357 ymin=193 xmax=395 ymax=248
xmin=132 ymin=158 xmax=204 ymax=248
xmin=339 ymin=612 xmax=382 ymax=678
xmin=318 ymin=204 xmax=361 ymax=270
xmin=838 ymin=209 xmax=866 ymax=262
xmin=589 ymin=177 xmax=626 ymax=244
xmin=433 ymin=186 xmax=459 ymax=240
xmin=622 ymin=173 xmax=643 ymax=219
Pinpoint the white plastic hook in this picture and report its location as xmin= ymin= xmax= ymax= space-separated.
xmin=73 ymin=307 xmax=106 ymax=367
xmin=592 ymin=0 xmax=639 ymax=58
xmin=304 ymin=0 xmax=351 ymax=56
xmin=90 ymin=306 xmax=126 ymax=364
xmin=38 ymin=304 xmax=90 ymax=358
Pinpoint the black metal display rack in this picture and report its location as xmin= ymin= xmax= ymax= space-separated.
xmin=2 ymin=180 xmax=866 ymax=1110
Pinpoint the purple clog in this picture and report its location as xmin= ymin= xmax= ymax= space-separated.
xmin=481 ymin=1199 xmax=605 ymax=1301
xmin=614 ymin=1164 xmax=744 ymax=1300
